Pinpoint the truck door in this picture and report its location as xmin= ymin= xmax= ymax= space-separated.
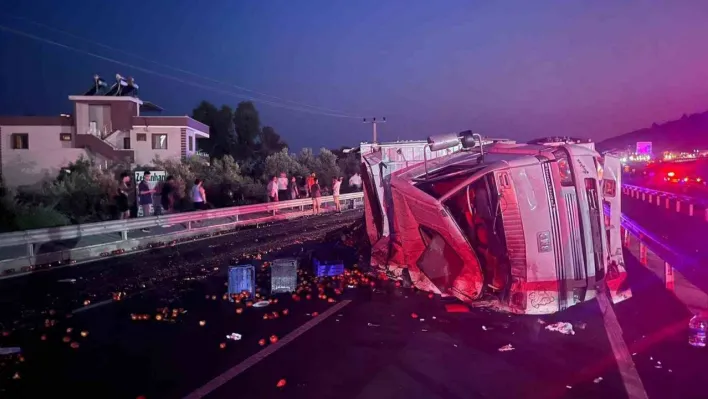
xmin=602 ymin=154 xmax=631 ymax=303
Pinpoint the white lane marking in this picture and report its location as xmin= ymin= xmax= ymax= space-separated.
xmin=597 ymin=292 xmax=648 ymax=399
xmin=183 ymin=299 xmax=352 ymax=399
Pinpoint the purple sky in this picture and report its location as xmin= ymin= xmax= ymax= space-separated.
xmin=2 ymin=0 xmax=708 ymax=150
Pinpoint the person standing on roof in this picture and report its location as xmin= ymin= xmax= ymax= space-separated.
xmin=306 ymin=172 xmax=316 ymax=197
xmin=277 ymin=172 xmax=288 ymax=201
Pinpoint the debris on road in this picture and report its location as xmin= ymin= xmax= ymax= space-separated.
xmin=445 ymin=304 xmax=469 ymax=313
xmin=498 ymin=344 xmax=515 ymax=352
xmin=367 ymin=322 xmax=380 ymax=327
xmin=226 ymin=333 xmax=242 ymax=341
xmin=593 ymin=377 xmax=603 ymax=384
xmin=545 ymin=322 xmax=575 ymax=335
xmin=277 ymin=378 xmax=287 ymax=388
xmin=57 ymin=279 xmax=77 ymax=283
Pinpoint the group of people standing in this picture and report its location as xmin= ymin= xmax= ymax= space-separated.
xmin=267 ymin=172 xmax=351 ymax=215
xmin=115 ymin=170 xmax=364 ymax=220
xmin=115 ymin=172 xmax=208 ymax=222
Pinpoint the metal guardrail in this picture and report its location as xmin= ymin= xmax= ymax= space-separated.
xmin=0 ymin=193 xmax=364 ymax=248
xmin=623 ymin=184 xmax=708 ymax=220
xmin=615 ymin=203 xmax=706 ymax=311
xmin=0 ymin=193 xmax=365 ymax=276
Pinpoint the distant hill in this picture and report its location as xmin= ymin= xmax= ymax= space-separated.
xmin=597 ymin=111 xmax=708 ymax=153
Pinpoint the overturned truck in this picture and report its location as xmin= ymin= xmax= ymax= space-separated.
xmin=361 ymin=133 xmax=630 ymax=314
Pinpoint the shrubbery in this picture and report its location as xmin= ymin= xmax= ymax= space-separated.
xmin=0 ymin=147 xmax=358 ymax=232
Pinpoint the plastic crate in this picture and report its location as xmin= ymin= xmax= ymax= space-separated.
xmin=271 ymin=258 xmax=298 ymax=294
xmin=228 ymin=265 xmax=256 ymax=301
xmin=313 ymin=258 xmax=345 ymax=277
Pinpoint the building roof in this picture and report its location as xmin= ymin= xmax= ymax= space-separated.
xmin=133 ymin=116 xmax=209 ymax=134
xmin=0 ymin=115 xmax=74 ymax=126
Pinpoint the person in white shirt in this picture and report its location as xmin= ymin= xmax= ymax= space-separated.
xmin=349 ymin=172 xmax=362 ymax=191
xmin=267 ymin=176 xmax=279 ymax=215
xmin=332 ymin=177 xmax=343 ymax=213
xmin=277 ymin=172 xmax=288 ymax=201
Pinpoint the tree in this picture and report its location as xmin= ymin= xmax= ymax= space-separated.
xmin=260 ymin=126 xmax=288 ymax=157
xmin=315 ymin=148 xmax=342 ymax=186
xmin=296 ymin=148 xmax=318 ymax=172
xmin=22 ymin=157 xmax=118 ymax=224
xmin=191 ymin=101 xmax=237 ymax=159
xmin=264 ymin=148 xmax=308 ymax=180
xmin=338 ymin=152 xmax=360 ymax=177
xmin=234 ymin=101 xmax=261 ymax=160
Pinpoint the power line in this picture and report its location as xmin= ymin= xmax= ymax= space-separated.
xmin=1 ymin=13 xmax=360 ymax=117
xmin=0 ymin=22 xmax=361 ymax=119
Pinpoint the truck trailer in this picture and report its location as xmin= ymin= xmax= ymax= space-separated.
xmin=360 ymin=132 xmax=629 ymax=314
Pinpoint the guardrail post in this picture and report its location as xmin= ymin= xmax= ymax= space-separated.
xmin=187 ymin=221 xmax=192 ymax=230
xmin=705 ymin=208 xmax=708 ymax=223
xmin=622 ymin=228 xmax=630 ymax=247
xmin=641 ymin=192 xmax=646 ymax=201
xmin=120 ymin=230 xmax=128 ymax=241
xmin=26 ymin=242 xmax=34 ymax=259
xmin=656 ymin=195 xmax=661 ymax=206
xmin=664 ymin=261 xmax=675 ymax=292
xmin=639 ymin=242 xmax=648 ymax=265
xmin=689 ymin=203 xmax=694 ymax=217
xmin=676 ymin=201 xmax=681 ymax=213
xmin=665 ymin=197 xmax=670 ymax=209
xmin=648 ymin=194 xmax=653 ymax=203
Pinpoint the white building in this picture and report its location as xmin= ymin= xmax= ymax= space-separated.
xmin=0 ymin=75 xmax=209 ymax=187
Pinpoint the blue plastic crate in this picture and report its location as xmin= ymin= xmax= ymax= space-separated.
xmin=228 ymin=265 xmax=256 ymax=301
xmin=313 ymin=258 xmax=345 ymax=277
xmin=271 ymin=258 xmax=298 ymax=294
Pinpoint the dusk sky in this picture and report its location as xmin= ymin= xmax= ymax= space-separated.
xmin=2 ymin=1 xmax=708 ymax=151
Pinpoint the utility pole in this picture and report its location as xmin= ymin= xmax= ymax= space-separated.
xmin=363 ymin=117 xmax=386 ymax=143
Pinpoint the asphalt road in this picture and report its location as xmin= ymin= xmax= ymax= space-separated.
xmin=0 ymin=199 xmax=705 ymax=398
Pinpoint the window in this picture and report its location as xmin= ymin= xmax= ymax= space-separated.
xmin=59 ymin=133 xmax=72 ymax=142
xmin=11 ymin=133 xmax=29 ymax=149
xmin=152 ymin=134 xmax=168 ymax=150
xmin=123 ymin=137 xmax=131 ymax=149
xmin=603 ymin=179 xmax=617 ymax=197
xmin=136 ymin=133 xmax=147 ymax=142
xmin=188 ymin=136 xmax=194 ymax=151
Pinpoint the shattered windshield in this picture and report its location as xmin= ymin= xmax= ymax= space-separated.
xmin=442 ymin=173 xmax=509 ymax=293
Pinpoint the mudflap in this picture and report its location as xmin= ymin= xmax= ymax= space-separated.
xmin=606 ymin=260 xmax=632 ymax=304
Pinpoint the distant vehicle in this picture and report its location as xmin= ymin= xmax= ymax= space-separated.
xmin=637 ymin=159 xmax=708 ymax=196
xmin=360 ymin=132 xmax=629 ymax=315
